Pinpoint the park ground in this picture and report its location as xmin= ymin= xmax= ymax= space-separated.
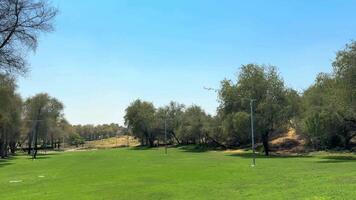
xmin=0 ymin=147 xmax=356 ymax=200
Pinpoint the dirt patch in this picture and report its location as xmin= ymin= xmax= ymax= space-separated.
xmin=270 ymin=128 xmax=306 ymax=153
xmin=84 ymin=136 xmax=140 ymax=149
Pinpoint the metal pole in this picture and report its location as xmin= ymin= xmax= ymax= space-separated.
xmin=32 ymin=126 xmax=36 ymax=159
xmin=164 ymin=115 xmax=167 ymax=155
xmin=250 ymin=99 xmax=256 ymax=166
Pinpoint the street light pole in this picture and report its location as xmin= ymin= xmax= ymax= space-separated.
xmin=250 ymin=99 xmax=256 ymax=167
xmin=204 ymin=86 xmax=257 ymax=166
xmin=164 ymin=113 xmax=168 ymax=155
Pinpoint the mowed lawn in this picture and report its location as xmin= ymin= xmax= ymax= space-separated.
xmin=1 ymin=148 xmax=356 ymax=200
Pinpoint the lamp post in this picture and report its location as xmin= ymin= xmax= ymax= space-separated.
xmin=250 ymin=99 xmax=256 ymax=167
xmin=25 ymin=119 xmax=43 ymax=160
xmin=164 ymin=112 xmax=168 ymax=155
xmin=204 ymin=87 xmax=257 ymax=167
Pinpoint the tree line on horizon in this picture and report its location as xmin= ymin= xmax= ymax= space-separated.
xmin=0 ymin=1 xmax=355 ymax=159
xmin=125 ymin=41 xmax=356 ymax=155
xmin=0 ymin=0 xmax=126 ymax=159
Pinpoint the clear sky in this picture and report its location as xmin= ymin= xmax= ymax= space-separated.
xmin=18 ymin=0 xmax=356 ymax=125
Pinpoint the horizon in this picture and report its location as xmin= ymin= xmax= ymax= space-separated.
xmin=17 ymin=0 xmax=356 ymax=125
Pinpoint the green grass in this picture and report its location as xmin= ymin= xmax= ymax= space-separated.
xmin=1 ymin=148 xmax=356 ymax=200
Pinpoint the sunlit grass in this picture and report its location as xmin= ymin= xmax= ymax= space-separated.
xmin=0 ymin=148 xmax=355 ymax=200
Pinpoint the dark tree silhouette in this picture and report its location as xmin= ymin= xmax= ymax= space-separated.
xmin=0 ymin=0 xmax=57 ymax=75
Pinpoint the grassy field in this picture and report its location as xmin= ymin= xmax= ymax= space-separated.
xmin=1 ymin=147 xmax=356 ymax=200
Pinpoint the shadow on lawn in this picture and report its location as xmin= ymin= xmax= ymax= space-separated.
xmin=26 ymin=152 xmax=59 ymax=160
xmin=0 ymin=156 xmax=16 ymax=168
xmin=177 ymin=145 xmax=224 ymax=153
xmin=129 ymin=146 xmax=153 ymax=150
xmin=228 ymin=152 xmax=311 ymax=159
xmin=317 ymin=156 xmax=356 ymax=163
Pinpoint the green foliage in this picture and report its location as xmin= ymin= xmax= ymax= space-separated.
xmin=220 ymin=112 xmax=250 ymax=146
xmin=301 ymin=41 xmax=356 ymax=150
xmin=124 ymin=99 xmax=156 ymax=146
xmin=68 ymin=132 xmax=85 ymax=147
xmin=23 ymin=93 xmax=65 ymax=157
xmin=73 ymin=123 xmax=125 ymax=141
xmin=0 ymin=74 xmax=22 ymax=157
xmin=176 ymin=105 xmax=210 ymax=144
xmin=218 ymin=64 xmax=296 ymax=155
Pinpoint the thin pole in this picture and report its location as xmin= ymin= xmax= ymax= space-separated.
xmin=250 ymin=99 xmax=256 ymax=166
xmin=164 ymin=115 xmax=167 ymax=155
xmin=31 ymin=125 xmax=36 ymax=159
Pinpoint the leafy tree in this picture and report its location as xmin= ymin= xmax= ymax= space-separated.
xmin=0 ymin=0 xmax=57 ymax=75
xmin=218 ymin=64 xmax=295 ymax=155
xmin=220 ymin=112 xmax=250 ymax=147
xmin=176 ymin=105 xmax=209 ymax=145
xmin=23 ymin=93 xmax=64 ymax=158
xmin=0 ymin=74 xmax=22 ymax=158
xmin=68 ymin=132 xmax=85 ymax=147
xmin=301 ymin=42 xmax=356 ymax=149
xmin=155 ymin=102 xmax=185 ymax=144
xmin=332 ymin=41 xmax=356 ymax=148
xmin=124 ymin=99 xmax=156 ymax=147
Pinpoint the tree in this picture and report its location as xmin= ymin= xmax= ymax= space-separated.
xmin=176 ymin=105 xmax=209 ymax=145
xmin=124 ymin=99 xmax=156 ymax=147
xmin=332 ymin=41 xmax=356 ymax=148
xmin=155 ymin=102 xmax=185 ymax=145
xmin=0 ymin=0 xmax=57 ymax=75
xmin=68 ymin=132 xmax=84 ymax=147
xmin=301 ymin=41 xmax=356 ymax=149
xmin=218 ymin=64 xmax=295 ymax=155
xmin=0 ymin=74 xmax=22 ymax=158
xmin=23 ymin=93 xmax=64 ymax=158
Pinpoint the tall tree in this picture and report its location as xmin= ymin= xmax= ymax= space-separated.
xmin=124 ymin=99 xmax=156 ymax=147
xmin=156 ymin=102 xmax=185 ymax=144
xmin=301 ymin=41 xmax=356 ymax=149
xmin=0 ymin=74 xmax=22 ymax=158
xmin=176 ymin=105 xmax=209 ymax=145
xmin=218 ymin=64 xmax=295 ymax=155
xmin=23 ymin=93 xmax=63 ymax=158
xmin=332 ymin=41 xmax=356 ymax=148
xmin=0 ymin=0 xmax=57 ymax=75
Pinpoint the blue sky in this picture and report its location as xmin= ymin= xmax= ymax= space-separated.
xmin=18 ymin=0 xmax=356 ymax=125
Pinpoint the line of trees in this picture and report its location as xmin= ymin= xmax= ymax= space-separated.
xmin=73 ymin=123 xmax=127 ymax=141
xmin=0 ymin=0 xmax=63 ymax=159
xmin=0 ymin=78 xmax=69 ymax=158
xmin=125 ymin=41 xmax=356 ymax=154
xmin=300 ymin=42 xmax=356 ymax=150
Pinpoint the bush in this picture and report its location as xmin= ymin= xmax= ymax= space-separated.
xmin=68 ymin=133 xmax=85 ymax=147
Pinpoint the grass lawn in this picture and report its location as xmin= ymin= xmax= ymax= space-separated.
xmin=1 ymin=147 xmax=356 ymax=200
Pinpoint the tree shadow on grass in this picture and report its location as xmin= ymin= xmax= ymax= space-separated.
xmin=26 ymin=152 xmax=59 ymax=160
xmin=129 ymin=146 xmax=153 ymax=150
xmin=0 ymin=156 xmax=16 ymax=168
xmin=317 ymin=156 xmax=356 ymax=163
xmin=227 ymin=152 xmax=311 ymax=159
xmin=178 ymin=145 xmax=225 ymax=153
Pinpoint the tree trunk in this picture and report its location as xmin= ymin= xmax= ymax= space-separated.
xmin=9 ymin=141 xmax=16 ymax=154
xmin=206 ymin=134 xmax=227 ymax=149
xmin=28 ymin=133 xmax=32 ymax=155
xmin=170 ymin=131 xmax=181 ymax=145
xmin=0 ymin=138 xmax=5 ymax=159
xmin=262 ymin=131 xmax=270 ymax=156
xmin=148 ymin=136 xmax=154 ymax=147
xmin=51 ymin=135 xmax=54 ymax=149
xmin=33 ymin=131 xmax=38 ymax=159
xmin=345 ymin=132 xmax=356 ymax=150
